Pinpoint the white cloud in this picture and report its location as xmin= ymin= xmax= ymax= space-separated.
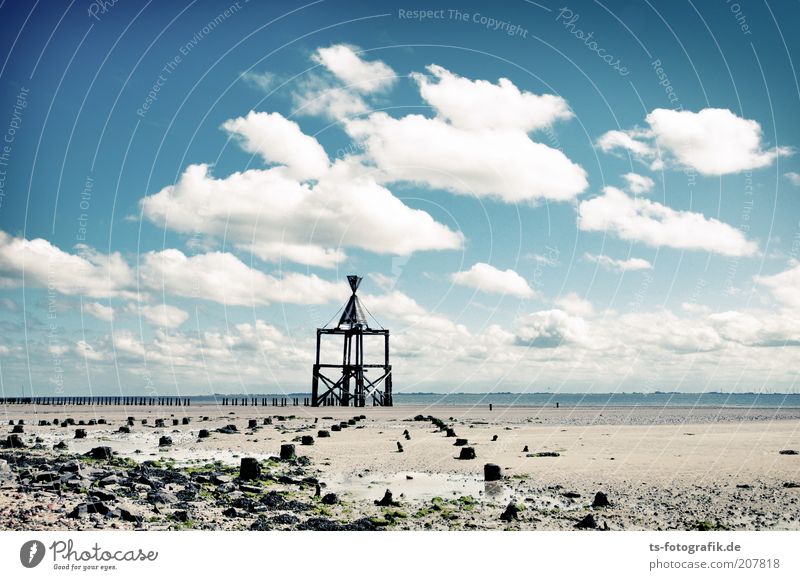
xmin=139 ymin=249 xmax=347 ymax=307
xmin=139 ymin=303 xmax=190 ymax=329
xmin=312 ymin=44 xmax=395 ymax=93
xmin=709 ymin=310 xmax=800 ymax=347
xmin=75 ymin=340 xmax=105 ymax=361
xmin=345 ymin=112 xmax=587 ymax=203
xmin=412 ymin=65 xmax=572 ymax=131
xmin=241 ymin=70 xmax=277 ymax=91
xmin=784 ymin=172 xmax=800 ymax=186
xmin=556 ymin=292 xmax=594 ymax=317
xmin=222 ymin=112 xmax=329 ymax=180
xmin=514 ymin=309 xmax=588 ymax=348
xmin=585 ymin=252 xmax=653 ymax=272
xmin=141 ymin=119 xmax=462 ymax=268
xmin=83 ymin=301 xmax=114 ymax=322
xmin=0 ymin=231 xmax=136 ymax=299
xmin=597 ymin=108 xmax=791 ymax=175
xmin=622 ymin=172 xmax=655 ymax=194
xmin=452 ymin=263 xmax=535 ymax=298
xmin=578 ymin=187 xmax=758 ymax=257
xmin=754 ymin=262 xmax=800 ymax=310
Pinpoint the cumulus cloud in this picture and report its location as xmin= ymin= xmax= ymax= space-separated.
xmin=412 ymin=64 xmax=572 ymax=131
xmin=598 ymin=108 xmax=791 ymax=175
xmin=784 ymin=172 xmax=800 ymax=186
xmin=585 ymin=252 xmax=653 ymax=272
xmin=754 ymin=262 xmax=800 ymax=310
xmin=222 ymin=112 xmax=329 ymax=180
xmin=578 ymin=187 xmax=758 ymax=257
xmin=141 ymin=115 xmax=463 ymax=268
xmin=312 ymin=44 xmax=395 ymax=93
xmin=555 ymin=292 xmax=594 ymax=317
xmin=452 ymin=263 xmax=535 ymax=298
xmin=241 ymin=70 xmax=277 ymax=91
xmin=139 ymin=249 xmax=347 ymax=307
xmin=345 ymin=112 xmax=587 ymax=203
xmin=514 ymin=309 xmax=588 ymax=348
xmin=622 ymin=172 xmax=655 ymax=194
xmin=0 ymin=231 xmax=136 ymax=299
xmin=83 ymin=302 xmax=114 ymax=322
xmin=138 ymin=303 xmax=190 ymax=329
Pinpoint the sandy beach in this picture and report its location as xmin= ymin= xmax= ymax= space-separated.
xmin=1 ymin=404 xmax=799 ymax=531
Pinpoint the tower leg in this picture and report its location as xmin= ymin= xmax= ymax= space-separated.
xmin=311 ymin=366 xmax=320 ymax=407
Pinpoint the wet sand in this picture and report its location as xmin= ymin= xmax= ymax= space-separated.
xmin=1 ymin=404 xmax=799 ymax=530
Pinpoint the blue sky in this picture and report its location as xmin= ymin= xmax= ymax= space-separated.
xmin=0 ymin=0 xmax=798 ymax=396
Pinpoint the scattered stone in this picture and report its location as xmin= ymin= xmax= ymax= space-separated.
xmin=484 ymin=463 xmax=503 ymax=482
xmin=523 ymin=445 xmax=529 ymax=452
xmin=172 ymin=510 xmax=190 ymax=523
xmin=321 ymin=493 xmax=338 ymax=505
xmin=182 ymin=418 xmax=190 ymax=425
xmin=301 ymin=435 xmax=314 ymax=446
xmin=248 ymin=419 xmax=258 ymax=429
xmin=118 ymin=426 xmax=131 ymax=433
xmin=158 ymin=436 xmax=173 ymax=447
xmin=397 ymin=442 xmax=404 ymax=453
xmin=74 ymin=429 xmax=87 ymax=439
xmin=592 ymin=491 xmax=611 ymax=508
xmin=172 ymin=419 xmax=179 ymax=426
xmin=217 ymin=424 xmax=238 ymax=434
xmin=779 ymin=449 xmax=799 ymax=455
xmin=446 ymin=428 xmax=456 ymax=437
xmin=527 ymin=451 xmax=560 ymax=457
xmin=5 ymin=435 xmax=26 ymax=448
xmin=458 ymin=447 xmax=476 ymax=460
xmin=11 ymin=424 xmax=24 ymax=433
xmin=54 ymin=441 xmax=68 ymax=450
xmin=222 ymin=507 xmax=240 ymax=518
xmin=735 ymin=484 xmax=752 ymax=489
xmin=575 ymin=514 xmax=598 ymax=529
xmin=500 ymin=503 xmax=519 ymax=522
xmin=263 ymin=418 xmax=272 ymax=425
xmin=155 ymin=419 xmax=165 ymax=428
xmin=68 ymin=501 xmax=110 ymax=518
xmin=198 ymin=429 xmax=210 ymax=438
xmin=317 ymin=430 xmax=330 ymax=438
xmin=492 ymin=434 xmax=498 ymax=441
xmin=87 ymin=446 xmax=113 ymax=460
xmin=239 ymin=457 xmax=262 ymax=480
xmin=563 ymin=491 xmax=581 ymax=499
xmin=280 ymin=444 xmax=296 ymax=460
xmin=783 ymin=482 xmax=800 ymax=488
xmin=331 ymin=425 xmax=341 ymax=432
xmin=454 ymin=438 xmax=468 ymax=446
xmin=375 ymin=489 xmax=399 ymax=507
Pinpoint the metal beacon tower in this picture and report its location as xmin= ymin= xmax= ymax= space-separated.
xmin=311 ymin=275 xmax=392 ymax=407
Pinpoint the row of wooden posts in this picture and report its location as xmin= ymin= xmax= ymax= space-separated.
xmin=0 ymin=396 xmax=312 ymax=407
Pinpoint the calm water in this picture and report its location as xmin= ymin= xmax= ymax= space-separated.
xmin=195 ymin=392 xmax=800 ymax=408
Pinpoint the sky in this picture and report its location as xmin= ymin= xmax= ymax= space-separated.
xmin=0 ymin=0 xmax=798 ymax=397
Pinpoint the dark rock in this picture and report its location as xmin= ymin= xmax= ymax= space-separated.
xmin=523 ymin=445 xmax=529 ymax=452
xmin=492 ymin=434 xmax=498 ymax=441
xmin=301 ymin=435 xmax=314 ymax=446
xmin=414 ymin=414 xmax=426 ymax=421
xmin=500 ymin=502 xmax=519 ymax=522
xmin=483 ymin=463 xmax=503 ymax=481
xmin=68 ymin=501 xmax=110 ymax=518
xmin=260 ymin=491 xmax=287 ymax=509
xmin=375 ymin=489 xmax=399 ymax=507
xmin=248 ymin=419 xmax=258 ymax=429
xmin=454 ymin=438 xmax=468 ymax=446
xmin=172 ymin=419 xmax=179 ymax=426
xmin=239 ymin=457 xmax=262 ymax=480
xmin=198 ymin=429 xmax=210 ymax=438
xmin=88 ymin=420 xmax=97 ymax=426
xmin=575 ymin=514 xmax=598 ymax=529
xmin=396 ymin=442 xmax=404 ymax=453
xmin=217 ymin=424 xmax=238 ymax=434
xmin=783 ymin=482 xmax=800 ymax=488
xmin=779 ymin=449 xmax=799 ymax=455
xmin=458 ymin=447 xmax=476 ymax=460
xmin=182 ymin=417 xmax=190 ymax=425
xmin=263 ymin=418 xmax=272 ymax=425
xmin=38 ymin=420 xmax=48 ymax=426
xmin=250 ymin=516 xmax=273 ymax=530
xmin=592 ymin=491 xmax=611 ymax=507
xmin=233 ymin=497 xmax=257 ymax=512
xmin=317 ymin=430 xmax=330 ymax=438
xmin=89 ymin=489 xmax=117 ymax=502
xmin=11 ymin=424 xmax=24 ymax=433
xmin=271 ymin=513 xmax=299 ymax=525
xmin=74 ymin=429 xmax=87 ymax=439
xmin=147 ymin=490 xmax=178 ymax=505
xmin=321 ymin=493 xmax=338 ymax=505
xmin=211 ymin=474 xmax=232 ymax=485
xmin=34 ymin=471 xmax=59 ymax=483
xmin=563 ymin=491 xmax=581 ymax=499
xmin=445 ymin=428 xmax=456 ymax=437
xmin=118 ymin=426 xmax=131 ymax=433
xmin=4 ymin=434 xmax=25 ymax=448
xmin=222 ymin=507 xmax=240 ymax=518
xmin=97 ymin=419 xmax=107 ymax=425
xmin=86 ymin=446 xmax=113 ymax=460
xmin=54 ymin=441 xmax=68 ymax=450
xmin=158 ymin=436 xmax=173 ymax=447
xmin=280 ymin=444 xmax=296 ymax=460
xmin=331 ymin=425 xmax=341 ymax=432
xmin=155 ymin=419 xmax=165 ymax=428
xmin=527 ymin=451 xmax=560 ymax=457
xmin=172 ymin=510 xmax=190 ymax=522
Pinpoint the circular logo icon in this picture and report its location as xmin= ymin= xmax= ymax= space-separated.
xmin=20 ymin=540 xmax=46 ymax=568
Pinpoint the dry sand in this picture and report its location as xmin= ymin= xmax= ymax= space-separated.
xmin=1 ymin=404 xmax=799 ymax=530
